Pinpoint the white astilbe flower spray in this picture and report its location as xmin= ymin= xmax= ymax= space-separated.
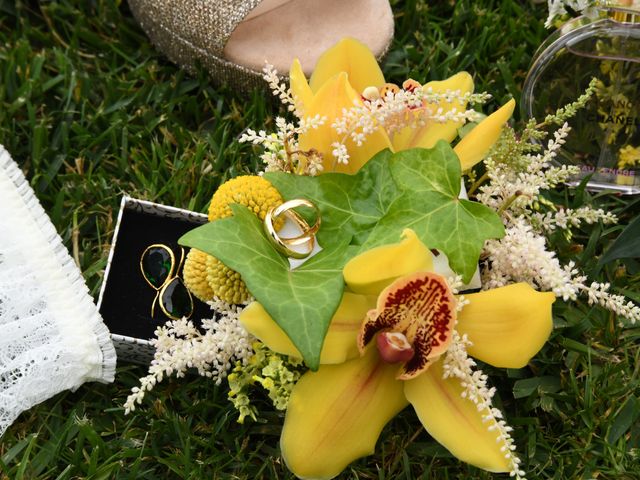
xmin=263 ymin=63 xmax=297 ymax=112
xmin=124 ymin=299 xmax=254 ymax=414
xmin=529 ymin=206 xmax=617 ymax=234
xmin=476 ymin=122 xmax=577 ymax=214
xmin=248 ymin=66 xmax=492 ymax=172
xmin=582 ymin=281 xmax=640 ymax=324
xmin=482 ymin=218 xmax=584 ymax=299
xmin=442 ymin=331 xmax=525 ymax=480
xmin=441 ymin=277 xmax=523 ymax=476
xmin=482 ymin=219 xmax=639 ymax=324
xmin=473 ymin=90 xmax=638 ymax=325
xmin=330 ymin=85 xmax=489 ymax=167
xmin=446 ymin=275 xmax=470 ymax=312
xmin=239 ymin=115 xmax=325 ymax=175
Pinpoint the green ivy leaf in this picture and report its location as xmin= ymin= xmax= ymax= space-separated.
xmin=179 ymin=204 xmax=351 ymax=370
xmin=268 ymin=141 xmax=504 ymax=282
xmin=265 ymin=149 xmax=398 ymax=246
xmin=364 ymin=144 xmax=505 ymax=282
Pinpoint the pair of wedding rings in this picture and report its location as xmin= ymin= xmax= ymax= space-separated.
xmin=263 ymin=199 xmax=321 ymax=259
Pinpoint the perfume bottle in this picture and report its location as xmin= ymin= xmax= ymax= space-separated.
xmin=522 ymin=5 xmax=640 ymax=194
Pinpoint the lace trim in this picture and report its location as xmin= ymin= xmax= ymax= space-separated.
xmin=0 ymin=145 xmax=116 ymax=437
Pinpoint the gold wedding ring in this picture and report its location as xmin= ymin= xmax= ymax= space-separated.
xmin=263 ymin=199 xmax=321 ymax=259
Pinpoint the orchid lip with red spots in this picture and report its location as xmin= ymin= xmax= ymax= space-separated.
xmin=358 ymin=272 xmax=457 ymax=380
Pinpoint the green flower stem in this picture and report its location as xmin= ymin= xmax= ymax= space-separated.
xmin=467 ymin=171 xmax=490 ymax=197
xmin=497 ymin=192 xmax=525 ymax=215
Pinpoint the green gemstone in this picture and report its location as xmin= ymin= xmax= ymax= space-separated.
xmin=142 ymin=247 xmax=173 ymax=288
xmin=161 ymin=277 xmax=193 ymax=319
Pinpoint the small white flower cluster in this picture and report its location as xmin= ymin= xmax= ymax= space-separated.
xmin=263 ymin=63 xmax=296 ymax=112
xmin=239 ymin=115 xmax=325 ymax=175
xmin=330 ymin=86 xmax=487 ymax=167
xmin=446 ymin=275 xmax=470 ymax=312
xmin=482 ymin=218 xmax=583 ymax=300
xmin=530 ymin=206 xmax=617 ymax=234
xmin=443 ymin=331 xmax=526 ymax=480
xmin=330 ymin=142 xmax=349 ymax=165
xmin=124 ymin=299 xmax=254 ymax=414
xmin=582 ymin=281 xmax=640 ymax=324
xmin=476 ymin=123 xmax=576 ymax=214
xmin=446 ymin=275 xmax=465 ymax=294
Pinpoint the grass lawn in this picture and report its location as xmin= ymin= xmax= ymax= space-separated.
xmin=1 ymin=0 xmax=639 ymax=478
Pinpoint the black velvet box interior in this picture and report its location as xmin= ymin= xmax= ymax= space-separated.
xmin=98 ymin=198 xmax=210 ymax=343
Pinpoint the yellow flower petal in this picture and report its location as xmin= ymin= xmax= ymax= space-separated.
xmin=391 ymin=72 xmax=475 ymax=151
xmin=299 ymin=72 xmax=392 ymax=174
xmin=240 ymin=293 xmax=376 ymax=364
xmin=325 ymin=292 xmax=378 ymax=363
xmin=404 ymin=360 xmax=511 ymax=473
xmin=281 ymin=346 xmax=408 ymax=479
xmin=453 ymin=98 xmax=515 ymax=170
xmin=289 ymin=58 xmax=313 ymax=115
xmin=240 ymin=301 xmax=300 ymax=358
xmin=309 ymin=37 xmax=385 ymax=95
xmin=344 ymin=229 xmax=433 ymax=295
xmin=457 ymin=283 xmax=555 ymax=368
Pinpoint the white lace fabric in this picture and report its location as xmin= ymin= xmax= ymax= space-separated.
xmin=0 ymin=145 xmax=116 ymax=437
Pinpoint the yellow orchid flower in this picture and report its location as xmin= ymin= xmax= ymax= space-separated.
xmin=240 ymin=229 xmax=555 ymax=479
xmin=290 ymin=37 xmax=515 ymax=174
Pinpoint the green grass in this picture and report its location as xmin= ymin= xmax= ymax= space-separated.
xmin=1 ymin=0 xmax=639 ymax=478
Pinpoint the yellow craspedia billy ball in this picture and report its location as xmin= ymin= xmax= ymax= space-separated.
xmin=189 ymin=175 xmax=284 ymax=304
xmin=208 ymin=175 xmax=284 ymax=222
xmin=205 ymin=255 xmax=250 ymax=305
xmin=182 ymin=248 xmax=215 ymax=303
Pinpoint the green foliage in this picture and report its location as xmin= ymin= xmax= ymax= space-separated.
xmin=269 ymin=143 xmax=504 ymax=283
xmin=599 ymin=214 xmax=640 ymax=264
xmin=227 ymin=342 xmax=305 ymax=423
xmin=180 ymin=204 xmax=352 ymax=370
xmin=363 ymin=145 xmax=505 ymax=280
xmin=267 ymin=149 xmax=397 ymax=247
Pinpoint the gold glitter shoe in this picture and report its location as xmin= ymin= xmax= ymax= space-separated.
xmin=127 ymin=0 xmax=394 ymax=91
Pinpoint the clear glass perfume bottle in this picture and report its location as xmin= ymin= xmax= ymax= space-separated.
xmin=522 ymin=5 xmax=640 ymax=194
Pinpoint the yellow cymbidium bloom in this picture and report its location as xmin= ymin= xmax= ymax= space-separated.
xmin=240 ymin=230 xmax=555 ymax=479
xmin=290 ymin=37 xmax=515 ymax=174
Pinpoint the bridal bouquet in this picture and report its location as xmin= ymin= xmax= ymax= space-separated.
xmin=126 ymin=38 xmax=638 ymax=480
